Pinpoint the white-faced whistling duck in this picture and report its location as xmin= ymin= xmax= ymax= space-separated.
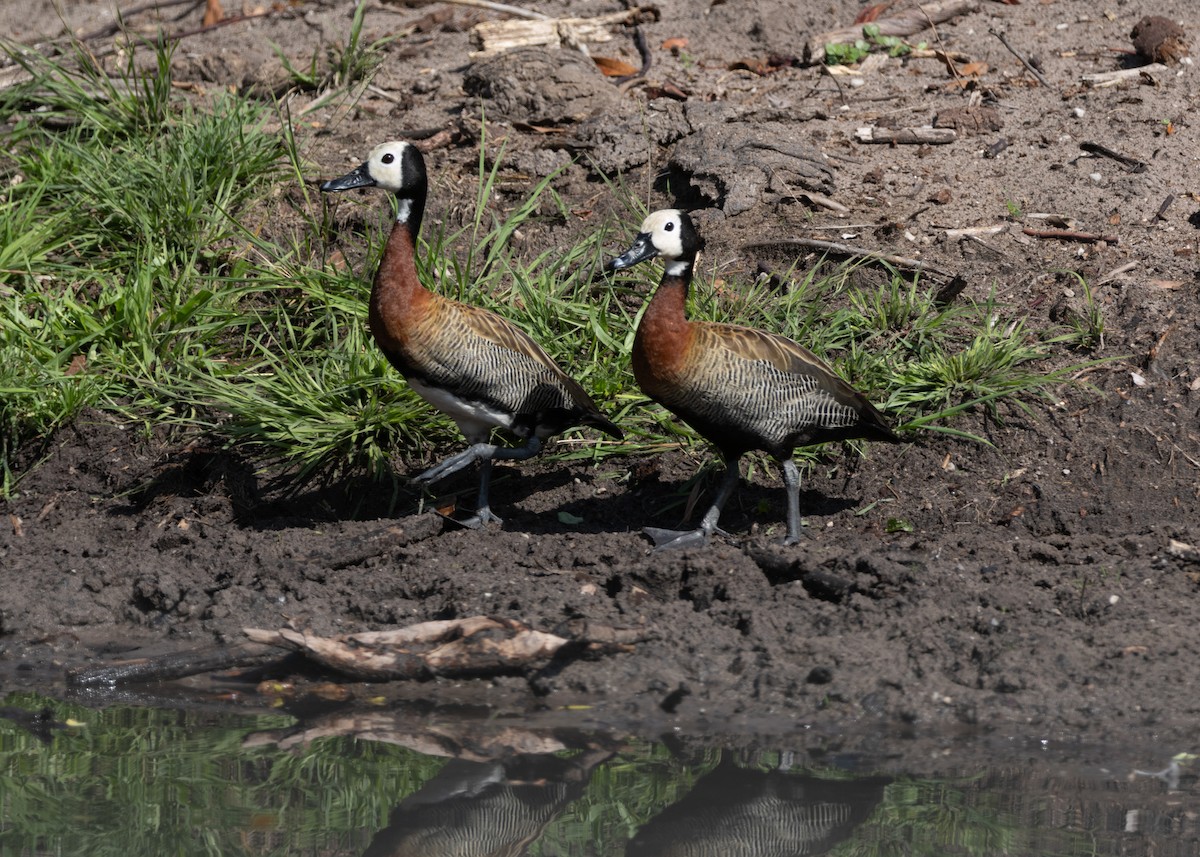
xmin=607 ymin=209 xmax=900 ymax=549
xmin=320 ymin=141 xmax=622 ymax=527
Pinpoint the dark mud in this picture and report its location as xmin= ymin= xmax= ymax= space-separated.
xmin=3 ymin=0 xmax=1199 ymax=744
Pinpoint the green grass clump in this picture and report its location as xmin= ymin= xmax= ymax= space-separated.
xmin=0 ymin=35 xmax=1101 ymax=501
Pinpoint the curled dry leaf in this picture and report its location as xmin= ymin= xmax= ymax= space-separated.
xmin=956 ymin=61 xmax=989 ymax=76
xmin=645 ymin=82 xmax=688 ymax=101
xmin=203 ymin=0 xmax=224 ymax=26
xmin=661 ymin=37 xmax=688 ymax=52
xmin=592 ymin=55 xmax=639 ymax=76
xmin=855 ymin=1 xmax=898 ymax=24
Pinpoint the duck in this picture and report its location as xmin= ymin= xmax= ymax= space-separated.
xmin=607 ymin=209 xmax=900 ymax=549
xmin=320 ymin=141 xmax=622 ymax=527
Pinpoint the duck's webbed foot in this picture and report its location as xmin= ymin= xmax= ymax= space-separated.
xmin=643 ymin=527 xmax=708 ymax=550
xmin=642 ymin=525 xmax=732 ymax=551
xmin=454 ymin=505 xmax=503 ymax=530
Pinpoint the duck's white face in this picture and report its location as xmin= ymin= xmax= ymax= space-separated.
xmin=639 ymin=209 xmax=686 ymax=260
xmin=365 ymin=141 xmax=413 ymax=193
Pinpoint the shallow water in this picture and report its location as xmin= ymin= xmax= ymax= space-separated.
xmin=0 ymin=690 xmax=1196 ymax=857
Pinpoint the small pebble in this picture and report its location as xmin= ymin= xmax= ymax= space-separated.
xmin=1089 ymin=172 xmax=1102 ymax=183
xmin=1072 ymin=107 xmax=1086 ymax=118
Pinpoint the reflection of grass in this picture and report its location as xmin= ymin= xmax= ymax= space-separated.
xmin=1 ymin=34 xmax=1100 ymax=499
xmin=0 ymin=697 xmax=1119 ymax=857
xmin=0 ymin=693 xmax=442 ymax=856
xmin=538 ymin=742 xmax=714 ymax=851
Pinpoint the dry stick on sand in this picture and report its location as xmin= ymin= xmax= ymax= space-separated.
xmin=804 ymin=0 xmax=980 ymax=65
xmin=1022 ymin=228 xmax=1119 ymax=244
xmin=432 ymin=0 xmax=549 ymax=20
xmin=744 ymin=237 xmax=955 ymax=280
xmin=1079 ymin=141 xmax=1148 ymax=174
xmin=989 ymin=28 xmax=1051 ymax=87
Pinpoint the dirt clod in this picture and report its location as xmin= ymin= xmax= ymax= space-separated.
xmin=1130 ymin=15 xmax=1189 ymax=64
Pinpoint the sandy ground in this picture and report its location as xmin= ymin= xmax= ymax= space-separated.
xmin=2 ymin=0 xmax=1199 ymax=745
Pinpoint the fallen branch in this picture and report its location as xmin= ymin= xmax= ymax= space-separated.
xmin=805 ymin=0 xmax=980 ymax=65
xmin=1022 ymin=227 xmax=1118 ymax=244
xmin=743 ymin=237 xmax=954 ymax=280
xmin=244 ymin=616 xmax=651 ymax=682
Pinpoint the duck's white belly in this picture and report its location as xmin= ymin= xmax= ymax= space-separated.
xmin=409 ymin=377 xmax=514 ymax=441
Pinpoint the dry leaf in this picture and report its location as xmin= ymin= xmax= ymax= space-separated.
xmin=645 ymin=82 xmax=688 ymax=101
xmin=1149 ymin=279 xmax=1183 ymax=290
xmin=592 ymin=55 xmax=639 ymax=77
xmin=956 ymin=61 xmax=989 ymax=76
xmin=203 ymin=0 xmax=224 ymax=26
xmin=661 ymin=37 xmax=688 ymax=52
xmin=65 ymin=354 xmax=87 ymax=376
xmin=326 ymin=248 xmax=348 ymax=272
xmin=855 ymin=1 xmax=897 ymax=23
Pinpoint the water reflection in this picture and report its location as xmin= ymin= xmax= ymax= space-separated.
xmin=362 ymin=751 xmax=610 ymax=857
xmin=1 ymin=691 xmax=1198 ymax=857
xmin=625 ymin=753 xmax=889 ymax=856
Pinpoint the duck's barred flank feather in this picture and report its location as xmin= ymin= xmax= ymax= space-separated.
xmin=404 ymin=298 xmax=619 ymax=439
xmin=674 ymin=323 xmax=877 ymax=450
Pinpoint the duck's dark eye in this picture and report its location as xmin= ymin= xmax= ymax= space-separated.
xmin=382 ymin=153 xmax=395 ymax=164
xmin=664 ymin=221 xmax=675 ymax=232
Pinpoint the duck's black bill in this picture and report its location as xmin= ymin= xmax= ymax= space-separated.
xmin=606 ymin=233 xmax=658 ymax=271
xmin=320 ymin=163 xmax=375 ymax=193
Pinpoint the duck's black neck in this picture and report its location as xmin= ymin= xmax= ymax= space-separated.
xmin=662 ymin=259 xmax=694 ymax=292
xmin=394 ymin=185 xmax=426 ymax=239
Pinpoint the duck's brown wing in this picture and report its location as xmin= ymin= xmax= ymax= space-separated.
xmin=417 ymin=300 xmax=622 ymax=439
xmin=659 ymin=322 xmax=898 ymax=452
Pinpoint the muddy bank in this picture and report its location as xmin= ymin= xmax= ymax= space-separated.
xmin=2 ymin=0 xmax=1199 ymax=740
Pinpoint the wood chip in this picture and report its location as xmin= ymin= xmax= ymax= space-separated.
xmin=855 ymin=126 xmax=958 ymax=144
xmin=1169 ymin=539 xmax=1200 ymax=563
xmin=469 ymin=7 xmax=655 ymax=58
